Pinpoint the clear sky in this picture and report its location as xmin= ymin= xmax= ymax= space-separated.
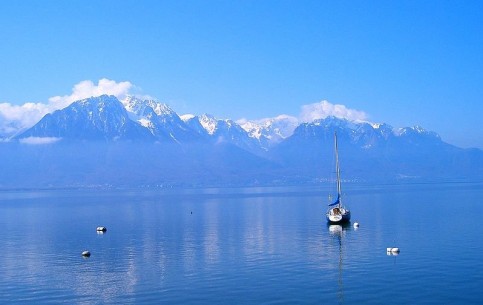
xmin=0 ymin=0 xmax=482 ymax=149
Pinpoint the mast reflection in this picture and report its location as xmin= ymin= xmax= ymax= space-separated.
xmin=328 ymin=223 xmax=351 ymax=305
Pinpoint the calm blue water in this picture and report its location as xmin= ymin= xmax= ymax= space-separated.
xmin=1 ymin=182 xmax=482 ymax=304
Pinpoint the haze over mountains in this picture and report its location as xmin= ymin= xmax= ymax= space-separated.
xmin=1 ymin=95 xmax=482 ymax=188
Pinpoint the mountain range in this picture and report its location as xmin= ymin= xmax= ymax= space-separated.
xmin=1 ymin=95 xmax=482 ymax=188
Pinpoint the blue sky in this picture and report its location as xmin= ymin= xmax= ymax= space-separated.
xmin=0 ymin=0 xmax=482 ymax=148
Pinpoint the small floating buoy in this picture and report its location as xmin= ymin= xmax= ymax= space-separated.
xmin=96 ymin=226 xmax=107 ymax=232
xmin=353 ymin=222 xmax=360 ymax=228
xmin=81 ymin=250 xmax=91 ymax=257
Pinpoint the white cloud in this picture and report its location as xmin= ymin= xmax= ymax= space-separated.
xmin=19 ymin=136 xmax=62 ymax=145
xmin=0 ymin=102 xmax=51 ymax=136
xmin=0 ymin=79 xmax=135 ymax=138
xmin=48 ymin=78 xmax=133 ymax=109
xmin=299 ymin=100 xmax=368 ymax=123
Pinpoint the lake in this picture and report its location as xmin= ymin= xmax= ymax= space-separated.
xmin=1 ymin=182 xmax=482 ymax=304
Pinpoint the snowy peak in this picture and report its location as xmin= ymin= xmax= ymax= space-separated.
xmin=394 ymin=126 xmax=440 ymax=139
xmin=121 ymin=96 xmax=198 ymax=142
xmin=240 ymin=115 xmax=298 ymax=139
xmin=287 ymin=116 xmax=443 ymax=151
xmin=239 ymin=115 xmax=299 ymax=148
xmin=73 ymin=95 xmax=127 ymax=120
xmin=180 ymin=114 xmax=195 ymax=121
xmin=198 ymin=114 xmax=218 ymax=135
xmin=51 ymin=95 xmax=132 ymax=133
xmin=10 ymin=94 xmax=480 ymax=185
xmin=16 ymin=95 xmax=153 ymax=141
xmin=182 ymin=114 xmax=264 ymax=153
xmin=123 ymin=96 xmax=176 ymax=117
xmin=311 ymin=116 xmax=361 ymax=131
xmin=13 ymin=94 xmax=445 ymax=154
xmin=306 ymin=116 xmax=441 ymax=139
xmin=189 ymin=114 xmax=244 ymax=138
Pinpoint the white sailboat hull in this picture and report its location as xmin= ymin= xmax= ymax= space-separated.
xmin=326 ymin=207 xmax=351 ymax=224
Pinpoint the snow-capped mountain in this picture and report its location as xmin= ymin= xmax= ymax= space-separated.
xmin=15 ymin=95 xmax=270 ymax=153
xmin=123 ymin=96 xmax=199 ymax=142
xmin=4 ymin=95 xmax=482 ymax=188
xmin=292 ymin=116 xmax=440 ymax=146
xmin=17 ymin=95 xmax=153 ymax=141
xmin=272 ymin=116 xmax=472 ymax=180
xmin=183 ymin=114 xmax=264 ymax=154
xmin=238 ymin=115 xmax=299 ymax=149
xmin=123 ymin=95 xmax=175 ymax=117
xmin=9 ymin=95 xmax=450 ymax=152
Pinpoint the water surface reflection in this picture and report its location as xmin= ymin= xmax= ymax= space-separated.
xmin=1 ymin=184 xmax=483 ymax=304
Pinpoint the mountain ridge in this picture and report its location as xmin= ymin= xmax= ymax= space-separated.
xmin=2 ymin=95 xmax=481 ymax=188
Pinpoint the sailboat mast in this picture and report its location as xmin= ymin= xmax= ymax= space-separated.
xmin=334 ymin=132 xmax=342 ymax=208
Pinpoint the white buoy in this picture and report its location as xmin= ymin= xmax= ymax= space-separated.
xmin=96 ymin=226 xmax=107 ymax=232
xmin=386 ymin=247 xmax=400 ymax=255
xmin=353 ymin=222 xmax=360 ymax=228
xmin=81 ymin=250 xmax=91 ymax=257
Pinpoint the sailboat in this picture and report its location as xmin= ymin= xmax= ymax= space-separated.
xmin=326 ymin=132 xmax=351 ymax=224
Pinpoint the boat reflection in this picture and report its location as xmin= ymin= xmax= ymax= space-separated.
xmin=328 ymin=223 xmax=351 ymax=235
xmin=327 ymin=223 xmax=351 ymax=305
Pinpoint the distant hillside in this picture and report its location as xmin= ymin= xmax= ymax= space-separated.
xmin=0 ymin=95 xmax=480 ymax=188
